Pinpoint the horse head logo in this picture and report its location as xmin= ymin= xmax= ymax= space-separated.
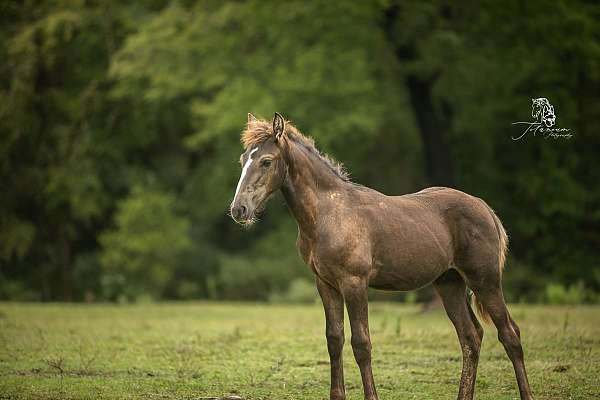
xmin=513 ymin=97 xmax=571 ymax=140
xmin=531 ymin=98 xmax=555 ymax=127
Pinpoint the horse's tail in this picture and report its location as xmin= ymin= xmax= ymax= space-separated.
xmin=472 ymin=201 xmax=509 ymax=324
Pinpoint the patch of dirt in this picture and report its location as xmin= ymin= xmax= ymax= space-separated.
xmin=551 ymin=364 xmax=570 ymax=373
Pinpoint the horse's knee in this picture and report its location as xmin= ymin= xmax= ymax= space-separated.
xmin=350 ymin=334 xmax=371 ymax=364
xmin=326 ymin=330 xmax=344 ymax=359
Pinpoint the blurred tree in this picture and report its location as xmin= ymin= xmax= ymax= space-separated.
xmin=1 ymin=0 xmax=598 ymax=302
xmin=99 ymin=185 xmax=191 ymax=299
xmin=1 ymin=3 xmax=115 ymax=300
xmin=383 ymin=1 xmax=458 ymax=186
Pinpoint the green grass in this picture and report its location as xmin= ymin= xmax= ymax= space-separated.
xmin=0 ymin=302 xmax=598 ymax=399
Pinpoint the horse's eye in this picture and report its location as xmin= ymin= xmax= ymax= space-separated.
xmin=261 ymin=159 xmax=272 ymax=168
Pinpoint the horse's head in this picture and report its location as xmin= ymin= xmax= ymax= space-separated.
xmin=531 ymin=98 xmax=555 ymax=127
xmin=230 ymin=112 xmax=288 ymax=225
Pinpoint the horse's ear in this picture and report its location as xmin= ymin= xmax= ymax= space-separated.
xmin=247 ymin=113 xmax=257 ymax=124
xmin=273 ymin=112 xmax=286 ymax=141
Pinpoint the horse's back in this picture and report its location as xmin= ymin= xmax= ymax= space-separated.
xmin=364 ymin=186 xmax=501 ymax=290
xmin=400 ymin=186 xmax=499 ymax=246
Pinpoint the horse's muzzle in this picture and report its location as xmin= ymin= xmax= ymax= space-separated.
xmin=231 ymin=204 xmax=249 ymax=222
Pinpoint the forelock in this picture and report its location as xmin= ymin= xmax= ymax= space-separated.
xmin=242 ymin=120 xmax=273 ymax=149
xmin=240 ymin=115 xmax=350 ymax=182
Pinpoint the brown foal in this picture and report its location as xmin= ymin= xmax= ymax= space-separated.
xmin=230 ymin=113 xmax=533 ymax=400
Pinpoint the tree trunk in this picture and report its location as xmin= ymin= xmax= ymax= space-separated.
xmin=405 ymin=76 xmax=454 ymax=186
xmin=382 ymin=4 xmax=455 ymax=187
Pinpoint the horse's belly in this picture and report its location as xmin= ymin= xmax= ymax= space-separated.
xmin=368 ymin=240 xmax=452 ymax=291
xmin=369 ymin=262 xmax=447 ymax=291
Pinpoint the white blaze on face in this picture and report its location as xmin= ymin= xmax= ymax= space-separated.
xmin=232 ymin=147 xmax=258 ymax=206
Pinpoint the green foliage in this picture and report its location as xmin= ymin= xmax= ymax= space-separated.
xmin=0 ymin=1 xmax=599 ymax=302
xmin=99 ymin=186 xmax=191 ymax=299
xmin=99 ymin=273 xmax=128 ymax=303
xmin=404 ymin=292 xmax=418 ymax=305
xmin=269 ymin=278 xmax=318 ymax=304
xmin=0 ymin=216 xmax=35 ymax=261
xmin=0 ymin=277 xmax=39 ymax=301
xmin=545 ymin=282 xmax=592 ymax=305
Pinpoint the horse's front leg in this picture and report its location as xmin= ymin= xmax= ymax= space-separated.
xmin=341 ymin=276 xmax=379 ymax=400
xmin=316 ymin=277 xmax=346 ymax=400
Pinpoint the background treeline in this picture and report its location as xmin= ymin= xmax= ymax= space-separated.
xmin=1 ymin=1 xmax=599 ymax=303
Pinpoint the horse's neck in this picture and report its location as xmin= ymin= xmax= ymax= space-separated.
xmin=281 ymin=141 xmax=345 ymax=235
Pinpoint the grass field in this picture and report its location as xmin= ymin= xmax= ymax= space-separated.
xmin=0 ymin=302 xmax=598 ymax=399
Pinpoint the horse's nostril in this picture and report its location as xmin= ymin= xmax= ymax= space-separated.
xmin=240 ymin=205 xmax=247 ymax=218
xmin=231 ymin=206 xmax=243 ymax=220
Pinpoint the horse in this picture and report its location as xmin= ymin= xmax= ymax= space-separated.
xmin=230 ymin=113 xmax=533 ymax=400
xmin=531 ymin=97 xmax=555 ymax=128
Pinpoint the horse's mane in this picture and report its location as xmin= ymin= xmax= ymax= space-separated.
xmin=242 ymin=118 xmax=351 ymax=182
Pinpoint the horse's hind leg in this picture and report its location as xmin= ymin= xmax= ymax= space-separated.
xmin=434 ymin=269 xmax=482 ymax=400
xmin=470 ymin=281 xmax=533 ymax=400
